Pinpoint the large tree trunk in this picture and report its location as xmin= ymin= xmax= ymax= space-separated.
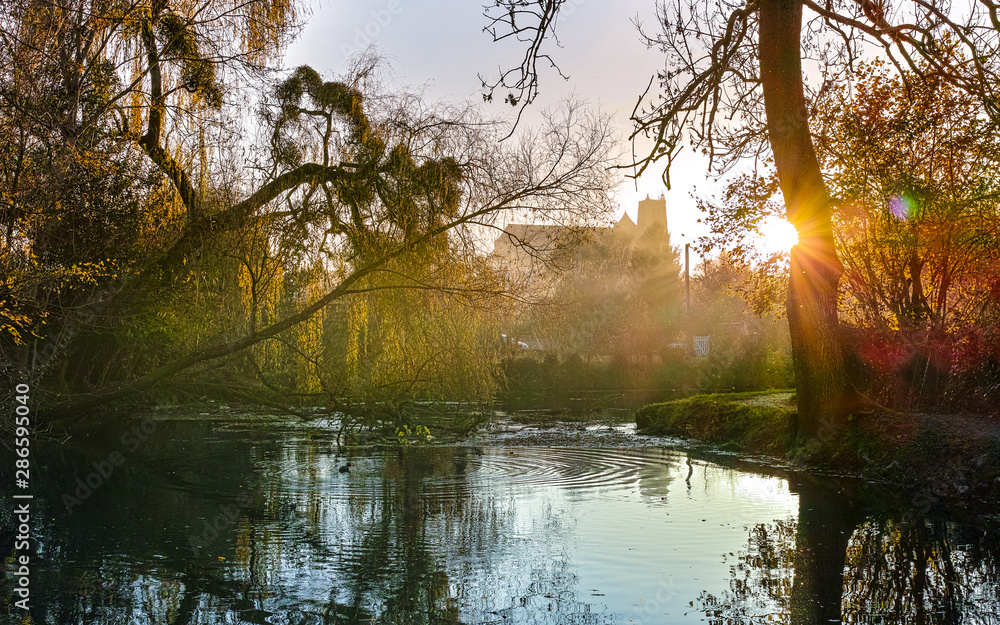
xmin=759 ymin=0 xmax=851 ymax=440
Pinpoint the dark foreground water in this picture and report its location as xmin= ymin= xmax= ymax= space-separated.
xmin=2 ymin=415 xmax=999 ymax=624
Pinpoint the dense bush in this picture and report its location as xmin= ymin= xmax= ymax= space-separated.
xmin=499 ymin=334 xmax=794 ymax=413
xmin=845 ymin=325 xmax=1000 ymax=413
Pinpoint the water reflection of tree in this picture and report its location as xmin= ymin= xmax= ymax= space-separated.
xmin=322 ymin=448 xmax=618 ymax=624
xmin=4 ymin=424 xmax=673 ymax=623
xmin=230 ymin=445 xmax=617 ymax=624
xmin=697 ymin=518 xmax=797 ymax=624
xmin=694 ymin=479 xmax=1000 ymax=625
xmin=842 ymin=517 xmax=1000 ymax=624
xmin=330 ymin=448 xmax=467 ymax=624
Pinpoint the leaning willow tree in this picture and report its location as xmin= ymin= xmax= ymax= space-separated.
xmin=0 ymin=0 xmax=618 ymax=420
xmin=483 ymin=0 xmax=1000 ymax=437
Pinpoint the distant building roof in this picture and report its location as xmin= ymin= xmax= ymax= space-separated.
xmin=615 ymin=212 xmax=636 ymax=230
xmin=491 ymin=224 xmax=572 ymax=257
xmin=492 ymin=197 xmax=669 ymax=268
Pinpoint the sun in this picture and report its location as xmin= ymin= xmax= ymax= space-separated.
xmin=754 ymin=217 xmax=799 ymax=255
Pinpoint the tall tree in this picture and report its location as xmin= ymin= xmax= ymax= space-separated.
xmin=483 ymin=0 xmax=1000 ymax=437
xmin=0 ymin=1 xmax=618 ymax=420
xmin=694 ymin=62 xmax=1000 ymax=408
xmin=758 ymin=1 xmax=848 ymax=436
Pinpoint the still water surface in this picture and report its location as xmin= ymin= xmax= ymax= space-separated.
xmin=2 ymin=416 xmax=999 ymax=623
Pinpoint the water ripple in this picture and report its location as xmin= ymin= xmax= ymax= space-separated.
xmin=471 ymin=447 xmax=682 ymax=491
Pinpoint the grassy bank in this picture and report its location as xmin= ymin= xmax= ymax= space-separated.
xmin=635 ymin=391 xmax=1000 ymax=499
xmin=635 ymin=390 xmax=797 ymax=456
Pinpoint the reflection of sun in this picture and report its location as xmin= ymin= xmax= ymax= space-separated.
xmin=755 ymin=217 xmax=799 ymax=255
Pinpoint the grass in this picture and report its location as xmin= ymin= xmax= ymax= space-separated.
xmin=634 ymin=391 xmax=1000 ymax=502
xmin=635 ymin=390 xmax=797 ymax=456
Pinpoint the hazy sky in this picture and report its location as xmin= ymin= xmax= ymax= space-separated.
xmin=285 ymin=0 xmax=718 ymax=247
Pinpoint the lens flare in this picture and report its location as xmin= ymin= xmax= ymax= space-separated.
xmin=889 ymin=193 xmax=917 ymax=221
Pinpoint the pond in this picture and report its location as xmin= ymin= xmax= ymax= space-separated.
xmin=2 ymin=415 xmax=999 ymax=624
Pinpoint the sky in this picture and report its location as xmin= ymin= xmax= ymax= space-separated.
xmin=283 ymin=0 xmax=719 ymax=250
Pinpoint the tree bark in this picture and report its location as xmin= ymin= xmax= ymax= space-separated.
xmin=138 ymin=13 xmax=203 ymax=223
xmin=758 ymin=0 xmax=851 ymax=439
